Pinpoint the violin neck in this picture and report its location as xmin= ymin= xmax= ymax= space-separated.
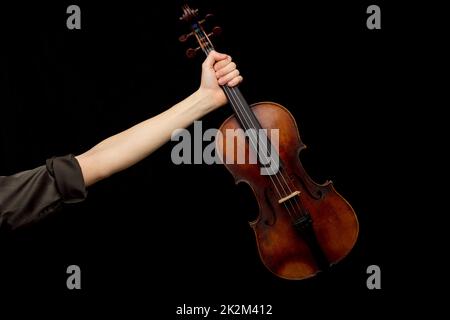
xmin=189 ymin=23 xmax=261 ymax=131
xmin=221 ymin=86 xmax=262 ymax=131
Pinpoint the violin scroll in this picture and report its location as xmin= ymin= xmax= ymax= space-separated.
xmin=179 ymin=5 xmax=222 ymax=58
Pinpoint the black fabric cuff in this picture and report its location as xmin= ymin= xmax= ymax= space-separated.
xmin=46 ymin=154 xmax=87 ymax=203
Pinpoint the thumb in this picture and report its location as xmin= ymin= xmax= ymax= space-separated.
xmin=203 ymin=50 xmax=228 ymax=68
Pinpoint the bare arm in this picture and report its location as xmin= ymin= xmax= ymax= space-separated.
xmin=75 ymin=51 xmax=242 ymax=186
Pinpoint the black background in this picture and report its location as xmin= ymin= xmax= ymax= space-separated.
xmin=0 ymin=0 xmax=431 ymax=317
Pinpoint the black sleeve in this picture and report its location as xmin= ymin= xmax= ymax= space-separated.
xmin=0 ymin=154 xmax=87 ymax=229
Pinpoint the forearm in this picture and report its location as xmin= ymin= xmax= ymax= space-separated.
xmin=76 ymin=89 xmax=213 ymax=186
xmin=75 ymin=50 xmax=241 ymax=187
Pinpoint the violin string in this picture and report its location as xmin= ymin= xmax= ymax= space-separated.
xmin=186 ymin=9 xmax=305 ymax=220
xmin=197 ymin=27 xmax=304 ymax=220
xmin=196 ymin=30 xmax=295 ymax=217
xmin=197 ymin=34 xmax=290 ymax=195
xmin=225 ymin=83 xmax=306 ymax=219
xmin=192 ymin=27 xmax=295 ymax=217
xmin=222 ymin=87 xmax=299 ymax=216
xmin=195 ymin=26 xmax=305 ymax=220
xmin=221 ymin=86 xmax=303 ymax=218
xmin=196 ymin=34 xmax=302 ymax=218
xmin=227 ymin=86 xmax=307 ymax=218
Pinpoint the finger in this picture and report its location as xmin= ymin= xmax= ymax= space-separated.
xmin=227 ymin=75 xmax=243 ymax=87
xmin=215 ymin=62 xmax=236 ymax=78
xmin=203 ymin=50 xmax=228 ymax=69
xmin=214 ymin=56 xmax=232 ymax=71
xmin=218 ymin=69 xmax=240 ymax=85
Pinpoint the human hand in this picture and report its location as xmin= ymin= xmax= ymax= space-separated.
xmin=198 ymin=50 xmax=243 ymax=110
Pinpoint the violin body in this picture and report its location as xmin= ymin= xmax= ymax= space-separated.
xmin=216 ymin=102 xmax=359 ymax=280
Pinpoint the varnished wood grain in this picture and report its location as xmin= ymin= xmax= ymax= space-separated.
xmin=216 ymin=102 xmax=359 ymax=280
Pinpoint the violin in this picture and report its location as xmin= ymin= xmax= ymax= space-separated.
xmin=179 ymin=5 xmax=359 ymax=280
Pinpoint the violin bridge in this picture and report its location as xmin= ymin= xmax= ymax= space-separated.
xmin=278 ymin=191 xmax=301 ymax=204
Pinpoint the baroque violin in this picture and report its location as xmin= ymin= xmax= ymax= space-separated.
xmin=179 ymin=5 xmax=359 ymax=280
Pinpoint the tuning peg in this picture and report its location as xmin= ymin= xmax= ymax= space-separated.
xmin=186 ymin=47 xmax=200 ymax=58
xmin=199 ymin=13 xmax=215 ymax=25
xmin=179 ymin=32 xmax=193 ymax=43
xmin=207 ymin=26 xmax=222 ymax=38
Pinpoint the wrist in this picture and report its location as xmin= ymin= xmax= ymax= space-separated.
xmin=193 ymin=88 xmax=217 ymax=115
